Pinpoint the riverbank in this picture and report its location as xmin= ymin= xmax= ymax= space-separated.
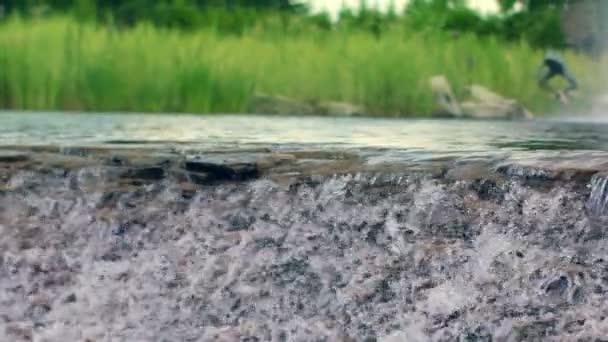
xmin=1 ymin=16 xmax=605 ymax=116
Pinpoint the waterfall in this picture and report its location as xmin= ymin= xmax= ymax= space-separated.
xmin=588 ymin=173 xmax=608 ymax=221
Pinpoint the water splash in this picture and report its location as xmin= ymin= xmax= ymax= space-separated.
xmin=588 ymin=173 xmax=608 ymax=222
xmin=2 ymin=164 xmax=608 ymax=341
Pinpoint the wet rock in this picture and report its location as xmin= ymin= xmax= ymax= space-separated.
xmin=253 ymin=237 xmax=280 ymax=249
xmin=375 ymin=278 xmax=395 ymax=303
xmin=497 ymin=153 xmax=608 ymax=182
xmin=0 ymin=151 xmax=30 ymax=163
xmin=27 ymin=300 xmax=51 ymax=322
xmin=571 ymin=286 xmax=584 ymax=304
xmin=184 ymin=156 xmax=259 ymax=182
xmin=272 ymin=258 xmax=310 ymax=285
xmin=100 ymin=250 xmax=122 ymax=262
xmin=112 ymin=224 xmax=128 ymax=236
xmin=496 ymin=164 xmax=553 ymax=184
xmin=470 ymin=179 xmax=504 ymax=201
xmin=105 ymin=155 xmax=127 ymax=166
xmin=226 ymin=213 xmax=255 ymax=231
xmin=544 ymin=275 xmax=569 ymax=297
xmin=511 ymin=320 xmax=558 ymax=341
xmin=445 ymin=161 xmax=494 ymax=182
xmin=64 ymin=293 xmax=77 ymax=303
xmin=461 ymin=326 xmax=493 ymax=342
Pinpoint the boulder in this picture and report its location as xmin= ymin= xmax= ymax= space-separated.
xmin=461 ymin=85 xmax=533 ymax=119
xmin=247 ymin=94 xmax=316 ymax=115
xmin=429 ymin=75 xmax=463 ymax=117
xmin=429 ymin=76 xmax=533 ymax=120
xmin=317 ymin=101 xmax=366 ymax=117
xmin=247 ymin=94 xmax=366 ymax=116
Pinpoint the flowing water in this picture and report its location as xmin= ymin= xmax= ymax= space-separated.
xmin=2 ymin=112 xmax=608 ymax=341
xmin=3 ymin=112 xmax=608 ymax=154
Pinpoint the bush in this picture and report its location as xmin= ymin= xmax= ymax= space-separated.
xmin=502 ymin=9 xmax=565 ymax=48
xmin=152 ymin=3 xmax=201 ymax=30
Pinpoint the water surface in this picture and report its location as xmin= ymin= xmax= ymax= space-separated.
xmin=3 ymin=112 xmax=608 ymax=160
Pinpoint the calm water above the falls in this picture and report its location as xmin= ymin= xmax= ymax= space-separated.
xmin=3 ymin=112 xmax=608 ymax=159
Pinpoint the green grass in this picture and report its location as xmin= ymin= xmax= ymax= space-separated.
xmin=0 ymin=16 xmax=604 ymax=116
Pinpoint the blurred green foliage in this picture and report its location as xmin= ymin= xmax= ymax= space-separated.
xmin=0 ymin=0 xmax=567 ymax=48
xmin=0 ymin=0 xmax=594 ymax=115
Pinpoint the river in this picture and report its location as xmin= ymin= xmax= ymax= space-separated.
xmin=2 ymin=112 xmax=608 ymax=341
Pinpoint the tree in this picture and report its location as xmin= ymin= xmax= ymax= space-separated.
xmin=498 ymin=0 xmax=567 ymax=12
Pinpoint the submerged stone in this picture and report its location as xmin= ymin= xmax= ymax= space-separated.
xmin=184 ymin=156 xmax=259 ymax=182
xmin=0 ymin=151 xmax=30 ymax=163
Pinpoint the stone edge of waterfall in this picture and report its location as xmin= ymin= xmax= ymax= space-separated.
xmin=2 ymin=146 xmax=608 ymax=186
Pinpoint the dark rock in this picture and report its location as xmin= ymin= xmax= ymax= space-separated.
xmin=471 ymin=179 xmax=504 ymax=201
xmin=101 ymin=251 xmax=122 ymax=262
xmin=0 ymin=151 xmax=30 ymax=163
xmin=461 ymin=326 xmax=493 ymax=342
xmin=571 ymin=286 xmax=584 ymax=304
xmin=184 ymin=157 xmax=258 ymax=182
xmin=121 ymin=167 xmax=165 ymax=181
xmin=64 ymin=293 xmax=77 ymax=303
xmin=375 ymin=279 xmax=395 ymax=303
xmin=187 ymin=172 xmax=211 ymax=185
xmin=512 ymin=319 xmax=558 ymax=340
xmin=112 ymin=224 xmax=128 ymax=236
xmin=272 ymin=258 xmax=309 ymax=285
xmin=28 ymin=302 xmax=51 ymax=321
xmin=106 ymin=155 xmax=127 ymax=166
xmin=497 ymin=164 xmax=552 ymax=182
xmin=226 ymin=213 xmax=255 ymax=231
xmin=254 ymin=237 xmax=280 ymax=249
xmin=544 ymin=275 xmax=569 ymax=296
xmin=365 ymin=223 xmax=384 ymax=244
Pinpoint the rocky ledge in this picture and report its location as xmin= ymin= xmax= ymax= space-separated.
xmin=1 ymin=146 xmax=608 ymax=341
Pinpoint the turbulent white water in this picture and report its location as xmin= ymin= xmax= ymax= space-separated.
xmin=3 ymin=112 xmax=608 ymax=341
xmin=589 ymin=174 xmax=608 ymax=222
xmin=2 ymin=160 xmax=608 ymax=341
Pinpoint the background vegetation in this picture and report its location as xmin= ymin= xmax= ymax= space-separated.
xmin=0 ymin=0 xmax=603 ymax=116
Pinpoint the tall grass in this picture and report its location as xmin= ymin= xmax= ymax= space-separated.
xmin=0 ymin=16 xmax=603 ymax=116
